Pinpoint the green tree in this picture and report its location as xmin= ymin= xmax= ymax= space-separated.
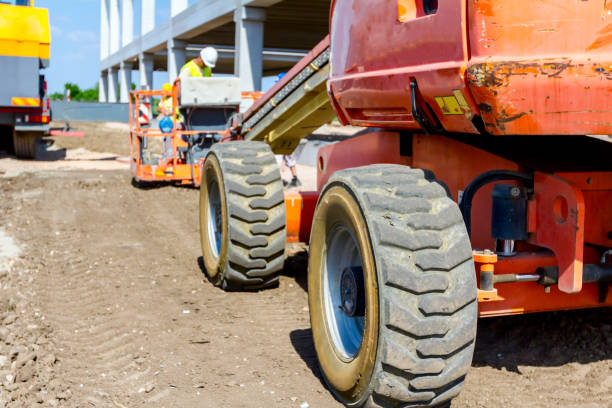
xmin=49 ymin=92 xmax=64 ymax=101
xmin=79 ymin=83 xmax=99 ymax=102
xmin=50 ymin=82 xmax=135 ymax=102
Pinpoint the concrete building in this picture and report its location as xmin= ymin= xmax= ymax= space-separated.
xmin=98 ymin=0 xmax=329 ymax=103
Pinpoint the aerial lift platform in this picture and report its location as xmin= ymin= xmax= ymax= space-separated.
xmin=194 ymin=2 xmax=612 ymax=406
xmin=129 ymin=78 xmax=247 ymax=185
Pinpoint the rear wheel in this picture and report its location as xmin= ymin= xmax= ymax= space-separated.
xmin=12 ymin=131 xmax=40 ymax=159
xmin=199 ymin=141 xmax=286 ymax=291
xmin=308 ymin=164 xmax=477 ymax=407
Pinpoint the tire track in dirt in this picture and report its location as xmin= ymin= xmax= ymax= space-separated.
xmin=11 ymin=172 xmax=174 ymax=405
xmin=3 ymin=170 xmax=336 ymax=407
xmin=2 ymin=167 xmax=609 ymax=408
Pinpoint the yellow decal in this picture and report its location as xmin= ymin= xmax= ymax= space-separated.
xmin=453 ymin=90 xmax=470 ymax=112
xmin=435 ymin=96 xmax=463 ymax=115
xmin=435 ymin=90 xmax=473 ymax=118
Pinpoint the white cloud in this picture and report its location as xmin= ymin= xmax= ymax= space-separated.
xmin=65 ymin=30 xmax=97 ymax=43
xmin=50 ymin=25 xmax=63 ymax=37
xmin=61 ymin=52 xmax=88 ymax=61
xmin=54 ymin=15 xmax=71 ymax=24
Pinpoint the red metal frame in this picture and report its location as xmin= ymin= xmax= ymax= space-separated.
xmin=316 ymin=130 xmax=411 ymax=190
xmin=300 ymin=131 xmax=612 ymax=317
xmin=528 ymin=173 xmax=585 ymax=293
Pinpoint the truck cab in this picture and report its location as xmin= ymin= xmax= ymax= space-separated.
xmin=0 ymin=0 xmax=51 ymax=158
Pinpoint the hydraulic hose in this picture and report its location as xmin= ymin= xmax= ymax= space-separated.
xmin=459 ymin=170 xmax=533 ymax=236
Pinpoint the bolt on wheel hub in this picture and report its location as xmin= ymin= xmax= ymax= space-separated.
xmin=339 ymin=266 xmax=366 ymax=317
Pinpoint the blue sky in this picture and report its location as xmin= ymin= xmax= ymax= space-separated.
xmin=39 ymin=0 xmax=196 ymax=94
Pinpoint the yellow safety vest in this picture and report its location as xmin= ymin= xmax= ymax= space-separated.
xmin=160 ymin=97 xmax=182 ymax=122
xmin=180 ymin=59 xmax=212 ymax=78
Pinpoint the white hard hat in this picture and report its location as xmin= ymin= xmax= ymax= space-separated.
xmin=200 ymin=47 xmax=218 ymax=68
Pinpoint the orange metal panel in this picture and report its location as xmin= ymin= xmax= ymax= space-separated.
xmin=285 ymin=192 xmax=302 ymax=243
xmin=467 ymin=0 xmax=612 ymax=135
xmin=285 ymin=191 xmax=319 ymax=244
xmin=316 ymin=131 xmax=410 ymax=191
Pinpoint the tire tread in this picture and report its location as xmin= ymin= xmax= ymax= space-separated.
xmin=205 ymin=141 xmax=286 ymax=290
xmin=327 ymin=165 xmax=477 ymax=407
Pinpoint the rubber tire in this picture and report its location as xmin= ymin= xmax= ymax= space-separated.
xmin=199 ymin=141 xmax=286 ymax=291
xmin=13 ymin=131 xmax=40 ymax=159
xmin=308 ymin=164 xmax=477 ymax=407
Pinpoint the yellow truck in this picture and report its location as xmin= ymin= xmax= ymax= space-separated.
xmin=0 ymin=0 xmax=50 ymax=159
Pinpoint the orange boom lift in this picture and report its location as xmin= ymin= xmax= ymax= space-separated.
xmin=128 ymin=80 xmax=262 ymax=186
xmin=191 ymin=2 xmax=612 ymax=407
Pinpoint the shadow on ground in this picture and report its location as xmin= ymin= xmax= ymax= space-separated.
xmin=282 ymin=247 xmax=309 ymax=292
xmin=37 ymin=140 xmax=67 ymax=161
xmin=473 ymin=307 xmax=612 ymax=373
xmin=289 ymin=307 xmax=612 ymax=381
xmin=289 ymin=328 xmax=328 ymax=389
xmin=0 ymin=141 xmax=67 ymax=161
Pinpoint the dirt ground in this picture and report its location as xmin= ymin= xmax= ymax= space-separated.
xmin=0 ymin=123 xmax=610 ymax=407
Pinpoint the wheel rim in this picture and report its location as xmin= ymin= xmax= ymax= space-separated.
xmin=323 ymin=224 xmax=365 ymax=360
xmin=207 ymin=180 xmax=223 ymax=258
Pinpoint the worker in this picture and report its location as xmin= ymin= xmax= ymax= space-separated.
xmin=271 ymin=72 xmax=302 ymax=188
xmin=158 ymin=83 xmax=174 ymax=117
xmin=158 ymin=83 xmax=182 ymax=159
xmin=283 ymin=153 xmax=302 ymax=188
xmin=179 ymin=47 xmax=217 ymax=79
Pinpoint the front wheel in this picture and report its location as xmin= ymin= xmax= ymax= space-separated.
xmin=308 ymin=164 xmax=477 ymax=407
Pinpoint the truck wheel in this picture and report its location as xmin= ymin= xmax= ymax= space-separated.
xmin=308 ymin=164 xmax=477 ymax=407
xmin=199 ymin=141 xmax=286 ymax=291
xmin=13 ymin=131 xmax=40 ymax=159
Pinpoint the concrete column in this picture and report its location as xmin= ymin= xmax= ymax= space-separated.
xmin=99 ymin=0 xmax=109 ymax=60
xmin=170 ymin=0 xmax=188 ymax=16
xmin=99 ymin=71 xmax=108 ymax=102
xmin=120 ymin=61 xmax=133 ymax=103
xmin=167 ymin=39 xmax=186 ymax=83
xmin=107 ymin=67 xmax=119 ymax=103
xmin=138 ymin=53 xmax=154 ymax=90
xmin=141 ymin=0 xmax=155 ymax=35
xmin=121 ymin=0 xmax=134 ymax=47
xmin=109 ymin=0 xmax=120 ymax=54
xmin=234 ymin=7 xmax=266 ymax=92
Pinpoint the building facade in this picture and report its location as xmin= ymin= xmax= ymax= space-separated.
xmin=98 ymin=0 xmax=329 ymax=103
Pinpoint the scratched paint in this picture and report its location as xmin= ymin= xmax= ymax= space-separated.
xmin=467 ymin=60 xmax=573 ymax=89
